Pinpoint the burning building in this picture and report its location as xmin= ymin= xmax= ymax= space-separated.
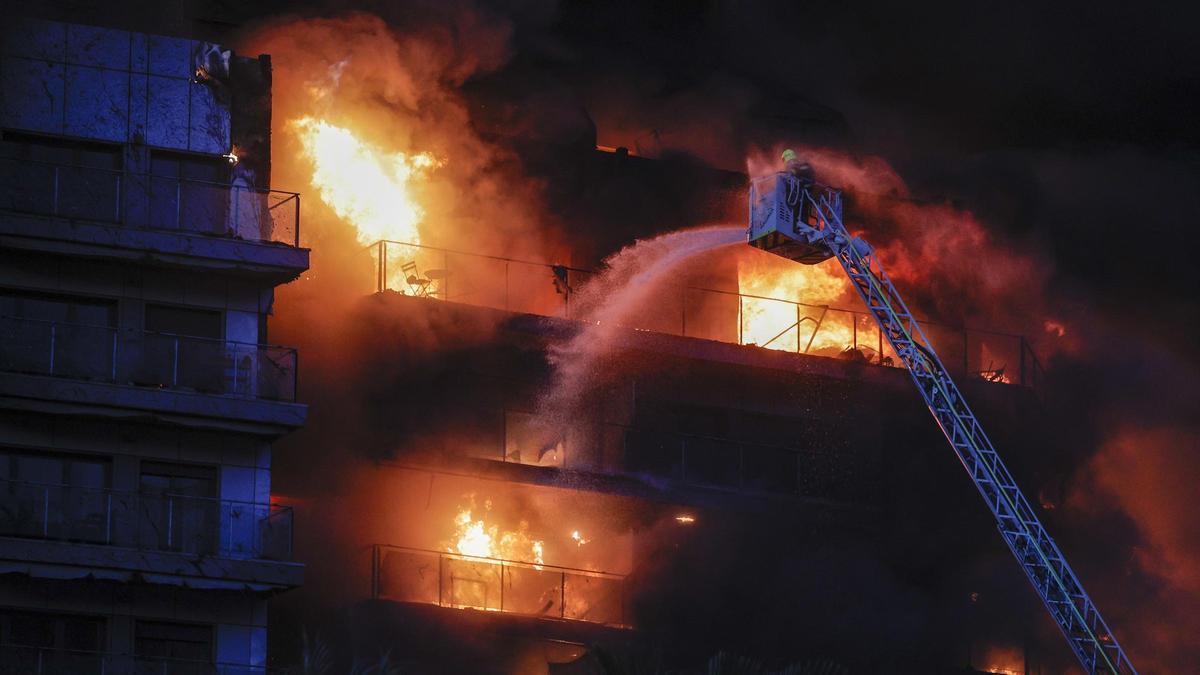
xmin=0 ymin=6 xmax=1160 ymax=675
xmin=0 ymin=17 xmax=307 ymax=672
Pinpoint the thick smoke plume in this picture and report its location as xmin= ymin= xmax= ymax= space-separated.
xmin=224 ymin=4 xmax=1197 ymax=671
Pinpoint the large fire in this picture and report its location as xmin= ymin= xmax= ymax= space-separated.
xmin=737 ymin=255 xmax=859 ymax=355
xmin=449 ymin=501 xmax=545 ymax=567
xmin=292 ymin=116 xmax=439 ymax=246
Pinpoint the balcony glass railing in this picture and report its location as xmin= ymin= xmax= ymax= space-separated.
xmin=0 ymin=157 xmax=300 ymax=247
xmin=0 ymin=315 xmax=298 ymax=402
xmin=0 ymin=646 xmax=279 ymax=675
xmin=453 ymin=410 xmax=873 ymax=503
xmin=372 ymin=544 xmax=628 ymax=627
xmin=0 ymin=479 xmax=293 ymax=561
xmin=370 ymin=240 xmax=1045 ymax=390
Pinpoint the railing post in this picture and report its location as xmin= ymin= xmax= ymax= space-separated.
xmin=175 ymin=180 xmax=181 ymax=230
xmin=444 ymin=251 xmax=450 ymax=301
xmin=115 ymin=173 xmax=122 ymax=222
xmin=49 ymin=323 xmax=56 ymax=375
xmin=42 ymin=485 xmax=50 ymax=537
xmin=681 ymin=285 xmax=687 ymax=337
xmin=111 ymin=329 xmax=118 ymax=381
xmin=1020 ymin=337 xmax=1028 ymax=387
xmin=106 ymin=492 xmax=112 ymax=544
xmin=376 ymin=241 xmax=384 ymax=292
xmin=504 ymin=262 xmax=510 ymax=312
xmin=232 ymin=185 xmax=240 ymax=235
xmin=172 ymin=337 xmax=179 ymax=386
xmin=232 ymin=349 xmax=240 ymax=396
xmin=738 ymin=295 xmax=744 ymax=345
xmin=499 ymin=562 xmax=505 ymax=612
xmin=371 ymin=545 xmax=379 ymax=598
xmin=52 ymin=166 xmax=60 ymax=215
xmin=852 ymin=312 xmax=858 ymax=353
xmin=167 ymin=496 xmax=174 ymax=549
xmin=560 ymin=571 xmax=566 ymax=619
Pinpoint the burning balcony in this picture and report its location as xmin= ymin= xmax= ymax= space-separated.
xmin=0 ymin=478 xmax=293 ymax=562
xmin=371 ymin=545 xmax=628 ymax=627
xmin=0 ymin=316 xmax=298 ymax=403
xmin=0 ymin=156 xmax=300 ymax=247
xmin=369 ymin=240 xmax=1045 ymax=390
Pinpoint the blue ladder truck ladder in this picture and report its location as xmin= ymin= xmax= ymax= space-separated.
xmin=750 ymin=178 xmax=1136 ymax=674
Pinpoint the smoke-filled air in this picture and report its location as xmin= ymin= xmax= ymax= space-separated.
xmin=222 ymin=4 xmax=1197 ymax=674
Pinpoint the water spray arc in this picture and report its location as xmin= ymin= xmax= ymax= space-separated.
xmin=747 ymin=172 xmax=1137 ymax=674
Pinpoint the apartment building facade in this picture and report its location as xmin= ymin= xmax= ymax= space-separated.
xmin=0 ymin=18 xmax=307 ymax=673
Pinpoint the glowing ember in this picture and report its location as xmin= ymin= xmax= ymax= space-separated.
xmin=675 ymin=514 xmax=696 ymax=524
xmin=292 ymin=116 xmax=439 ymax=246
xmin=571 ymin=530 xmax=589 ymax=546
xmin=737 ymin=256 xmax=852 ymax=354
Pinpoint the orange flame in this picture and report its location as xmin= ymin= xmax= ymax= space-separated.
xmin=292 ymin=116 xmax=439 ymax=246
xmin=737 ymin=255 xmax=855 ymax=354
xmin=449 ymin=501 xmax=544 ymax=566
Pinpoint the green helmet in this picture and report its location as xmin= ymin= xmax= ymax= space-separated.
xmin=781 ymin=149 xmax=797 ymax=163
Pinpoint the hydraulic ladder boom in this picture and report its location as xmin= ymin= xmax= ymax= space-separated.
xmin=747 ymin=176 xmax=1136 ymax=674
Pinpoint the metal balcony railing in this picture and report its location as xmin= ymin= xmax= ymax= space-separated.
xmin=0 ymin=646 xmax=281 ymax=675
xmin=0 ymin=315 xmax=298 ymax=402
xmin=0 ymin=157 xmax=300 ymax=247
xmin=372 ymin=544 xmax=629 ymax=627
xmin=370 ymin=240 xmax=1045 ymax=390
xmin=456 ymin=410 xmax=875 ymax=503
xmin=0 ymin=478 xmax=293 ymax=561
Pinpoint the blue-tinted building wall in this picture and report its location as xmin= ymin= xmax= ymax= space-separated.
xmin=0 ymin=17 xmax=307 ymax=673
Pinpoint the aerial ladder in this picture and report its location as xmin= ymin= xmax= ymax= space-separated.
xmin=747 ymin=172 xmax=1137 ymax=674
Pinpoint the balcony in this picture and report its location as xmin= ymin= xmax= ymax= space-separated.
xmin=0 ymin=647 xmax=278 ymax=675
xmin=0 ymin=158 xmax=306 ymax=277
xmin=371 ymin=240 xmax=1046 ymax=391
xmin=0 ymin=315 xmax=304 ymax=431
xmin=0 ymin=479 xmax=292 ymax=561
xmin=0 ymin=478 xmax=299 ymax=590
xmin=372 ymin=545 xmax=628 ymax=628
xmin=0 ymin=315 xmax=297 ymax=401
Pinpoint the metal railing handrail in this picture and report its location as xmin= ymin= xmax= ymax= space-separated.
xmin=371 ymin=238 xmax=1047 ymax=389
xmin=371 ymin=543 xmax=630 ymax=627
xmin=0 ymin=643 xmax=283 ymax=673
xmin=0 ymin=477 xmax=293 ymax=562
xmin=0 ymin=315 xmax=299 ymax=353
xmin=368 ymin=238 xmax=591 ymax=274
xmin=1 ymin=155 xmax=302 ymax=198
xmin=376 ymin=543 xmax=626 ymax=579
xmin=372 ymin=238 xmax=1034 ymax=341
xmin=0 ymin=476 xmax=285 ymax=509
xmin=0 ymin=314 xmax=299 ymax=402
xmin=0 ymin=155 xmax=301 ymax=247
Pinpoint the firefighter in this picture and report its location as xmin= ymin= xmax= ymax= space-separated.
xmin=780 ymin=148 xmax=815 ymax=185
xmin=781 ymin=149 xmax=816 ymax=225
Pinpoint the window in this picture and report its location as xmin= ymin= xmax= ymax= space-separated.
xmin=0 ymin=132 xmax=122 ymax=222
xmin=135 ymin=620 xmax=212 ymax=672
xmin=0 ymin=289 xmax=117 ymax=327
xmin=144 ymin=304 xmax=222 ymax=340
xmin=0 ymin=289 xmax=118 ymax=381
xmin=139 ymin=304 xmax=225 ymax=394
xmin=149 ymin=150 xmax=231 ymax=236
xmin=138 ymin=462 xmax=217 ymax=555
xmin=0 ymin=450 xmax=111 ymax=542
xmin=504 ymin=410 xmax=566 ymax=467
xmin=0 ymin=608 xmax=105 ymax=674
